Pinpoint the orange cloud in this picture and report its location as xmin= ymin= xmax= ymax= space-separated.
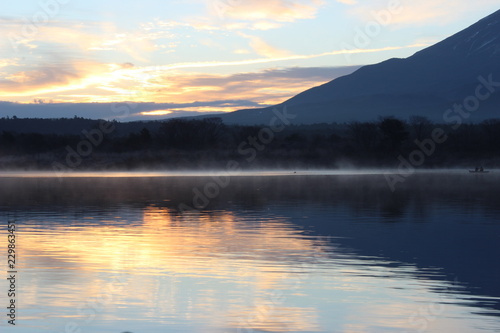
xmin=140 ymin=110 xmax=173 ymax=116
xmin=0 ymin=40 xmax=424 ymax=106
xmin=0 ymin=63 xmax=361 ymax=116
xmin=0 ymin=61 xmax=127 ymax=99
xmin=200 ymin=0 xmax=325 ymax=30
xmin=127 ymin=66 xmax=362 ymax=110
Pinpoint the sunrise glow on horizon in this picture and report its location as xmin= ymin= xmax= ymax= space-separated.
xmin=1 ymin=0 xmax=499 ymax=120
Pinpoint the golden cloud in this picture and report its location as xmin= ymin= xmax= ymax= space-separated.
xmin=0 ymin=41 xmax=425 ymax=106
xmin=0 ymin=58 xmax=20 ymax=69
xmin=200 ymin=0 xmax=325 ymax=30
xmin=216 ymin=0 xmax=324 ymax=22
xmin=0 ymin=60 xmax=121 ymax=98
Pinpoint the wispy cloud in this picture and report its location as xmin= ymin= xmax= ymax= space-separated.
xmin=200 ymin=0 xmax=325 ymax=30
xmin=216 ymin=0 xmax=325 ymax=22
xmin=139 ymin=43 xmax=427 ymax=71
xmin=0 ymin=41 xmax=425 ymax=103
xmin=240 ymin=33 xmax=293 ymax=57
xmin=0 ymin=18 xmax=177 ymax=65
xmin=147 ymin=66 xmax=362 ymax=105
xmin=336 ymin=0 xmax=357 ymax=4
xmin=347 ymin=0 xmax=500 ymax=25
xmin=0 ymin=61 xmax=110 ymax=97
xmin=0 ymin=58 xmax=20 ymax=69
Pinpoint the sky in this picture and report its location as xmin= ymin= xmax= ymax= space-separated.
xmin=0 ymin=0 xmax=499 ymax=120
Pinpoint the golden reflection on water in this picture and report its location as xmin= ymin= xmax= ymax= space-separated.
xmin=23 ymin=207 xmax=329 ymax=274
xmin=9 ymin=206 xmax=499 ymax=332
xmin=18 ymin=207 xmax=331 ymax=331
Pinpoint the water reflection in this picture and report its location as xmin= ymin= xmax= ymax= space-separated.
xmin=0 ymin=173 xmax=499 ymax=332
xmin=13 ymin=208 xmax=331 ymax=332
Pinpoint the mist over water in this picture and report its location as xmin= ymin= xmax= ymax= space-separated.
xmin=0 ymin=168 xmax=495 ymax=178
xmin=0 ymin=169 xmax=395 ymax=178
xmin=1 ymin=171 xmax=499 ymax=332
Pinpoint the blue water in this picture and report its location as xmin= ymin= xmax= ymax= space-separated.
xmin=0 ymin=171 xmax=499 ymax=332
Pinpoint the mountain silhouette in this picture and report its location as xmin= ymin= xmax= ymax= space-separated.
xmin=217 ymin=9 xmax=500 ymax=125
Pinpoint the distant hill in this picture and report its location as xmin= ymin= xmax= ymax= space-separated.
xmin=215 ymin=9 xmax=500 ymax=125
xmin=0 ymin=117 xmax=163 ymax=136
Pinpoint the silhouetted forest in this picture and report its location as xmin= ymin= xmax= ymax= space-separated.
xmin=1 ymin=116 xmax=500 ymax=170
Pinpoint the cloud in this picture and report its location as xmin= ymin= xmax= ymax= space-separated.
xmin=234 ymin=49 xmax=251 ymax=54
xmin=0 ymin=100 xmax=257 ymax=120
xmin=121 ymin=63 xmax=135 ymax=69
xmin=137 ymin=65 xmax=363 ymax=106
xmin=219 ymin=0 xmax=324 ymax=22
xmin=0 ymin=58 xmax=20 ymax=69
xmin=174 ymin=66 xmax=361 ymax=86
xmin=0 ymin=40 xmax=424 ymax=104
xmin=200 ymin=0 xmax=325 ymax=30
xmin=149 ymin=66 xmax=360 ymax=106
xmin=0 ymin=66 xmax=361 ymax=119
xmin=0 ymin=19 xmax=106 ymax=53
xmin=0 ymin=37 xmax=424 ymax=106
xmin=126 ymin=42 xmax=425 ymax=73
xmin=0 ymin=18 xmax=174 ymax=64
xmin=240 ymin=33 xmax=293 ymax=57
xmin=346 ymin=0 xmax=500 ymax=26
xmin=189 ymin=18 xmax=281 ymax=31
xmin=0 ymin=61 xmax=111 ymax=97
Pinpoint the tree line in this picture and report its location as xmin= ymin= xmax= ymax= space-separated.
xmin=1 ymin=116 xmax=499 ymax=170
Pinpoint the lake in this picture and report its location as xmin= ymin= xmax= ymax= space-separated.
xmin=1 ymin=171 xmax=499 ymax=333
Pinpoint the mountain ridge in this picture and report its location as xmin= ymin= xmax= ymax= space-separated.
xmin=214 ymin=9 xmax=500 ymax=125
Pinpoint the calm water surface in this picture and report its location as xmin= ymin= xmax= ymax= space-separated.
xmin=0 ymin=171 xmax=499 ymax=333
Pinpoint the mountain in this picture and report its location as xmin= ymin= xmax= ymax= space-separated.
xmin=216 ymin=9 xmax=500 ymax=125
